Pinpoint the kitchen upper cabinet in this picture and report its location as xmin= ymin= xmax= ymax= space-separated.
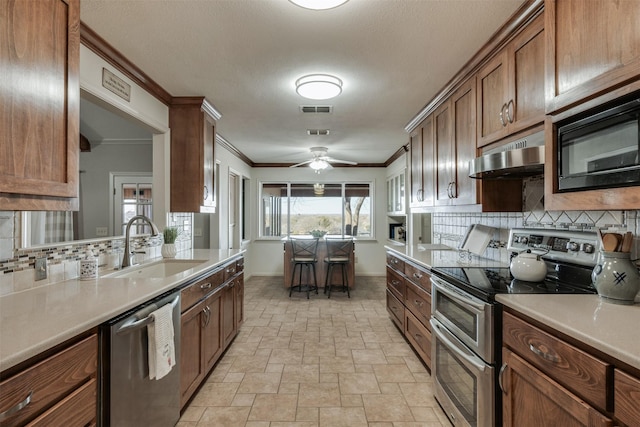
xmin=477 ymin=14 xmax=545 ymax=147
xmin=169 ymin=97 xmax=219 ymax=213
xmin=386 ymin=170 xmax=406 ymax=215
xmin=545 ymin=0 xmax=640 ymax=114
xmin=0 ymin=0 xmax=80 ymax=211
xmin=409 ymin=115 xmax=434 ymax=208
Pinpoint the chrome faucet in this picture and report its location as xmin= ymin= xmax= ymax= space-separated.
xmin=121 ymin=215 xmax=160 ymax=269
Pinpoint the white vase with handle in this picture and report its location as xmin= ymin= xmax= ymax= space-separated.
xmin=592 ymin=251 xmax=640 ymax=305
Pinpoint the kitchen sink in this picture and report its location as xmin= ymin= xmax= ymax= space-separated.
xmin=106 ymin=259 xmax=208 ymax=279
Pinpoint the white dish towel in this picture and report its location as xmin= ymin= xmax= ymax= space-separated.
xmin=147 ymin=302 xmax=176 ymax=380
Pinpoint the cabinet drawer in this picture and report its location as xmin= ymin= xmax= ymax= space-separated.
xmin=27 ymin=378 xmax=96 ymax=427
xmin=235 ymin=257 xmax=244 ymax=273
xmin=386 ymin=290 xmax=404 ymax=331
xmin=181 ymin=268 xmax=224 ymax=312
xmin=386 ymin=252 xmax=405 ymax=275
xmin=404 ymin=279 xmax=431 ymax=329
xmin=404 ymin=310 xmax=431 ymax=368
xmin=386 ymin=267 xmax=405 ymax=300
xmin=614 ymin=369 xmax=640 ymax=426
xmin=0 ymin=334 xmax=97 ymax=427
xmin=502 ymin=312 xmax=610 ymax=412
xmin=405 ymin=262 xmax=430 ymax=290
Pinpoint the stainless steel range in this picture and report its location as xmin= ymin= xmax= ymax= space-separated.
xmin=430 ymin=228 xmax=600 ymax=427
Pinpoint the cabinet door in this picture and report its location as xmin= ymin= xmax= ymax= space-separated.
xmin=509 ymin=14 xmax=545 ymax=133
xmin=546 ymin=0 xmax=640 ymax=113
xmin=451 ymin=80 xmax=477 ymax=206
xmin=202 ymin=289 xmax=223 ymax=372
xmin=477 ymin=51 xmax=510 ymax=146
xmin=409 ymin=127 xmax=424 ymax=207
xmin=434 ymin=101 xmax=453 ymax=206
xmin=614 ymin=369 xmax=640 ymax=426
xmin=501 ymin=348 xmax=613 ymax=427
xmin=222 ymin=280 xmax=237 ymax=347
xmin=0 ymin=0 xmax=80 ymax=210
xmin=234 ymin=273 xmax=244 ymax=329
xmin=180 ymin=301 xmax=206 ymax=407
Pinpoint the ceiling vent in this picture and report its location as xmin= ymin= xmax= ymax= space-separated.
xmin=307 ymin=129 xmax=330 ymax=136
xmin=300 ymin=105 xmax=333 ymax=114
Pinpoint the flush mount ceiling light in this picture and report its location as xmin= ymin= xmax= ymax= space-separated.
xmin=295 ymin=74 xmax=343 ymax=100
xmin=289 ymin=0 xmax=349 ymax=10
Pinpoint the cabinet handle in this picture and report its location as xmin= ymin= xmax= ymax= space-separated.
xmin=227 ymin=267 xmax=236 ymax=274
xmin=414 ymin=299 xmax=423 ymax=307
xmin=414 ymin=333 xmax=422 ymax=339
xmin=201 ymin=307 xmax=208 ymax=327
xmin=413 ymin=272 xmax=423 ymax=280
xmin=499 ymin=103 xmax=508 ymax=126
xmin=203 ymin=185 xmax=209 ymax=201
xmin=200 ymin=282 xmax=212 ymax=290
xmin=417 ymin=188 xmax=424 ymax=202
xmin=506 ymin=99 xmax=514 ymax=123
xmin=229 ymin=281 xmax=235 ymax=288
xmin=0 ymin=391 xmax=32 ymax=422
xmin=529 ymin=343 xmax=560 ymax=363
xmin=498 ymin=363 xmax=508 ymax=395
xmin=390 ymin=280 xmax=400 ymax=286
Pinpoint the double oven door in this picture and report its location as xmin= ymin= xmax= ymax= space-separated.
xmin=430 ymin=275 xmax=496 ymax=427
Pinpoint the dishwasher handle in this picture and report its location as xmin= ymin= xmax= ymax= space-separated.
xmin=116 ymin=294 xmax=180 ymax=335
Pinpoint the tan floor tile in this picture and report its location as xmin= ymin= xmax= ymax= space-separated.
xmin=175 ymin=422 xmax=197 ymax=427
xmin=269 ymin=422 xmax=318 ymax=427
xmin=282 ymin=363 xmax=320 ymax=383
xmin=319 ymin=356 xmax=355 ymax=374
xmin=269 ymin=347 xmax=304 ymax=364
xmin=197 ymin=406 xmax=250 ymax=426
xmin=304 ymin=341 xmax=336 ymax=357
xmin=319 ymin=407 xmax=367 ymax=427
xmin=259 ymin=335 xmax=293 ymax=349
xmin=189 ymin=382 xmax=239 ymax=406
xmin=362 ymin=394 xmax=414 ymax=422
xmin=298 ymin=383 xmax=341 ymax=407
xmin=319 ymin=372 xmax=338 ymax=383
xmin=379 ymin=382 xmax=401 ymax=394
xmin=245 ymin=422 xmax=270 ymax=427
xmin=238 ymin=372 xmax=283 ymax=394
xmin=248 ymin=394 xmax=298 ymax=422
xmin=224 ymin=372 xmax=245 ymax=382
xmin=352 ymin=349 xmax=387 ymax=364
xmin=373 ymin=364 xmax=416 ymax=383
xmin=410 ymin=406 xmax=444 ymax=422
xmin=340 ymin=393 xmax=363 ymax=407
xmin=266 ymin=362 xmax=285 ymax=373
xmin=413 ymin=371 xmax=432 ymax=382
xmin=380 ymin=341 xmax=416 ymax=357
xmin=338 ymin=372 xmax=381 ymax=394
xmin=178 ymin=405 xmax=205 ymax=422
xmin=231 ymin=393 xmax=256 ymax=406
xmin=399 ymin=383 xmax=439 ymax=407
xmin=279 ymin=382 xmax=300 ymax=394
xmin=296 ymin=406 xmax=319 ymax=422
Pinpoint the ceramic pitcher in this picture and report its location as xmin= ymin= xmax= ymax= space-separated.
xmin=592 ymin=251 xmax=640 ymax=305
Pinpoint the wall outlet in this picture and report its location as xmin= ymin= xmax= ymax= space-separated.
xmin=194 ymin=228 xmax=202 ymax=237
xmin=96 ymin=227 xmax=108 ymax=237
xmin=35 ymin=257 xmax=47 ymax=281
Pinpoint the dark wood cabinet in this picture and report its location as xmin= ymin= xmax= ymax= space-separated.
xmin=0 ymin=334 xmax=97 ymax=426
xmin=501 ymin=348 xmax=613 ymax=427
xmin=409 ymin=115 xmax=434 ymax=208
xmin=0 ymin=0 xmax=80 ymax=210
xmin=545 ymin=0 xmax=640 ymax=114
xmin=614 ymin=368 xmax=640 ymax=426
xmin=179 ymin=256 xmax=244 ymax=408
xmin=169 ymin=97 xmax=219 ymax=213
xmin=477 ymin=14 xmax=545 ymax=147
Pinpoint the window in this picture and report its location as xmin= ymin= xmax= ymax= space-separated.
xmin=259 ymin=182 xmax=372 ymax=238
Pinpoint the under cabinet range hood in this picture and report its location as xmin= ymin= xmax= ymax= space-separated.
xmin=469 ymin=130 xmax=545 ymax=179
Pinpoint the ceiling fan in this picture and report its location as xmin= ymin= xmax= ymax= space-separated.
xmin=289 ymin=146 xmax=357 ymax=173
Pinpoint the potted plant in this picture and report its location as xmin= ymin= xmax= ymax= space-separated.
xmin=162 ymin=227 xmax=179 ymax=258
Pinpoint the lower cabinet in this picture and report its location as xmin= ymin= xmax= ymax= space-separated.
xmin=0 ymin=333 xmax=98 ymax=427
xmin=180 ymin=257 xmax=244 ymax=409
xmin=614 ymin=369 xmax=640 ymax=427
xmin=501 ymin=310 xmax=614 ymax=426
xmin=385 ymin=251 xmax=432 ymax=371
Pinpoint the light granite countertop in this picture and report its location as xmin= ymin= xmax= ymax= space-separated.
xmin=0 ymin=249 xmax=244 ymax=372
xmin=496 ymin=294 xmax=640 ymax=372
xmin=384 ymin=244 xmax=507 ymax=270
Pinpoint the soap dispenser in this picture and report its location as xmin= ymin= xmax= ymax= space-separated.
xmin=80 ymin=249 xmax=98 ymax=280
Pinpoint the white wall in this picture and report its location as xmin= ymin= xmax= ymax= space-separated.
xmin=246 ymin=166 xmax=389 ymax=278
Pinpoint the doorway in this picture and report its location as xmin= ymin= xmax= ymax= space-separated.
xmin=111 ymin=173 xmax=153 ymax=236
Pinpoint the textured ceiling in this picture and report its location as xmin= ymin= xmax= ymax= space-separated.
xmin=80 ymin=0 xmax=524 ymax=166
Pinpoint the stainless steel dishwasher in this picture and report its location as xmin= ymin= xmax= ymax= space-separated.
xmin=99 ymin=290 xmax=181 ymax=427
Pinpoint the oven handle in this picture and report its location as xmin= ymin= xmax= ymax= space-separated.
xmin=430 ymin=318 xmax=486 ymax=372
xmin=431 ymin=276 xmax=486 ymax=313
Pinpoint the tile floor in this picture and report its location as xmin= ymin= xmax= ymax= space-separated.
xmin=177 ymin=276 xmax=450 ymax=427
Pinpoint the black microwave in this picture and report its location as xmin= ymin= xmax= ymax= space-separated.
xmin=557 ymin=95 xmax=640 ymax=192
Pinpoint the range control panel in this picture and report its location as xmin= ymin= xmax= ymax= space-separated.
xmin=508 ymin=228 xmax=600 ymax=266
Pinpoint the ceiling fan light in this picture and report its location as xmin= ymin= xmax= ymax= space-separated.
xmin=296 ymin=74 xmax=342 ymax=100
xmin=289 ymin=0 xmax=349 ymax=10
xmin=309 ymin=159 xmax=329 ymax=170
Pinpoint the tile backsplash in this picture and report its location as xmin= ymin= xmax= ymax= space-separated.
xmin=0 ymin=211 xmax=193 ymax=296
xmin=432 ymin=177 xmax=640 ymax=265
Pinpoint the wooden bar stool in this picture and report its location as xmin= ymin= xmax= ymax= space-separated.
xmin=324 ymin=237 xmax=352 ymax=298
xmin=289 ymin=237 xmax=320 ymax=299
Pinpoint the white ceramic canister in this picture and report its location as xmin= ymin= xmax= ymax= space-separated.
xmin=509 ymin=250 xmax=547 ymax=282
xmin=591 ymin=251 xmax=640 ymax=305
